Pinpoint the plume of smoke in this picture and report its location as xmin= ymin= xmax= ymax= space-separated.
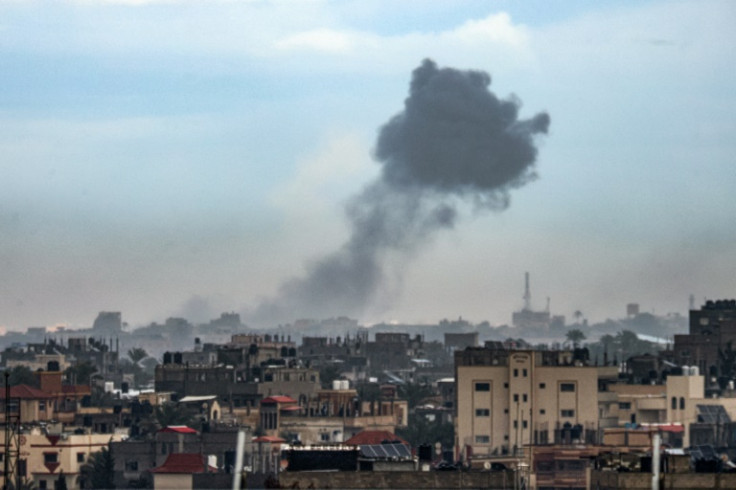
xmin=249 ymin=59 xmax=550 ymax=326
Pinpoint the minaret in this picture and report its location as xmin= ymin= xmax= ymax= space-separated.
xmin=523 ymin=272 xmax=532 ymax=311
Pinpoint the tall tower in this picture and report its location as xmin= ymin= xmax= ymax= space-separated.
xmin=523 ymin=272 xmax=532 ymax=311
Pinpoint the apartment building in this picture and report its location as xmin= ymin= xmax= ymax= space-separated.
xmin=0 ymin=427 xmax=125 ymax=490
xmin=455 ymin=346 xmax=617 ymax=460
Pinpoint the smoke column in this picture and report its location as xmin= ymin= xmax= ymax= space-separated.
xmin=250 ymin=59 xmax=550 ymax=326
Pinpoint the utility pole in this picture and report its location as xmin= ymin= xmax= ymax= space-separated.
xmin=3 ymin=372 xmax=21 ymax=490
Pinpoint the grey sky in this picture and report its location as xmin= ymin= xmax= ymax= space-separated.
xmin=1 ymin=1 xmax=734 ymax=330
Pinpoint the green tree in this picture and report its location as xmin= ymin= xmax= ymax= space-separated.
xmin=65 ymin=362 xmax=98 ymax=385
xmin=155 ymin=402 xmax=194 ymax=428
xmin=127 ymin=347 xmax=149 ymax=364
xmin=319 ymin=365 xmax=341 ymax=389
xmin=79 ymin=446 xmax=115 ymax=489
xmin=398 ymin=382 xmax=434 ymax=410
xmin=54 ymin=471 xmax=68 ymax=490
xmin=397 ymin=416 xmax=454 ymax=451
xmin=6 ymin=365 xmax=39 ymax=387
xmin=565 ymin=329 xmax=586 ymax=348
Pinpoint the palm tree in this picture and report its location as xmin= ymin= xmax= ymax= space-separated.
xmin=565 ymin=329 xmax=586 ymax=349
xmin=398 ymin=382 xmax=433 ymax=410
xmin=79 ymin=446 xmax=115 ymax=489
xmin=127 ymin=347 xmax=149 ymax=364
xmin=155 ymin=402 xmax=194 ymax=428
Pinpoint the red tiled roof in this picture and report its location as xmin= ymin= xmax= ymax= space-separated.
xmin=151 ymin=453 xmax=216 ymax=474
xmin=61 ymin=385 xmax=91 ymax=395
xmin=280 ymin=405 xmax=302 ymax=412
xmin=344 ymin=430 xmax=409 ymax=446
xmin=252 ymin=436 xmax=286 ymax=443
xmin=0 ymin=384 xmax=52 ymax=400
xmin=260 ymin=395 xmax=297 ymax=405
xmin=158 ymin=426 xmax=197 ymax=434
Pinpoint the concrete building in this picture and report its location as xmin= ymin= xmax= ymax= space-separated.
xmin=454 ymin=346 xmax=618 ymax=461
xmin=674 ymin=299 xmax=736 ymax=388
xmin=0 ymin=427 xmax=125 ymax=490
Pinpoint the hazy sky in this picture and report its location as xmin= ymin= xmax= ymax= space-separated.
xmin=1 ymin=0 xmax=735 ymax=331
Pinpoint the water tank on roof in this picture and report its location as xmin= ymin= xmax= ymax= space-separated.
xmin=104 ymin=381 xmax=114 ymax=393
xmin=340 ymin=380 xmax=349 ymax=390
xmin=691 ymin=366 xmax=699 ymax=376
xmin=682 ymin=365 xmax=690 ymax=376
xmin=332 ymin=380 xmax=341 ymax=390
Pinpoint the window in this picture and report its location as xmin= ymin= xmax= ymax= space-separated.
xmin=618 ymin=402 xmax=631 ymax=410
xmin=504 ymin=382 xmax=509 ymax=389
xmin=504 ymin=408 xmax=509 ymax=414
xmin=475 ymin=435 xmax=490 ymax=444
xmin=320 ymin=433 xmax=330 ymax=441
xmin=523 ymin=420 xmax=528 ymax=429
xmin=523 ymin=369 xmax=528 ymax=377
xmin=125 ymin=460 xmax=139 ymax=471
xmin=540 ymin=409 xmax=546 ymax=415
xmin=475 ymin=382 xmax=490 ymax=392
xmin=522 ymin=394 xmax=528 ymax=402
xmin=513 ymin=369 xmax=519 ymax=377
xmin=680 ymin=397 xmax=685 ymax=410
xmin=513 ymin=420 xmax=518 ymax=428
xmin=560 ymin=383 xmax=576 ymax=392
xmin=77 ymin=453 xmax=85 ymax=463
xmin=539 ymin=382 xmax=546 ymax=389
xmin=513 ymin=394 xmax=519 ymax=402
xmin=39 ymin=480 xmax=47 ymax=490
xmin=475 ymin=408 xmax=490 ymax=417
xmin=561 ymin=409 xmax=575 ymax=418
xmin=39 ymin=401 xmax=46 ymax=411
xmin=671 ymin=397 xmax=677 ymax=410
xmin=43 ymin=453 xmax=58 ymax=464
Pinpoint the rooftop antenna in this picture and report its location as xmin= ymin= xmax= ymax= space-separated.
xmin=523 ymin=272 xmax=532 ymax=311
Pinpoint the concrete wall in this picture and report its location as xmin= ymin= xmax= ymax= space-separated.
xmin=279 ymin=470 xmax=514 ymax=489
xmin=591 ymin=471 xmax=736 ymax=489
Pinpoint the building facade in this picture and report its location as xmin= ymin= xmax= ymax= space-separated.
xmin=455 ymin=347 xmax=617 ymax=460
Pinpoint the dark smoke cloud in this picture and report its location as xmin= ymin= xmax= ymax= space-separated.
xmin=248 ymin=59 xmax=550 ymax=326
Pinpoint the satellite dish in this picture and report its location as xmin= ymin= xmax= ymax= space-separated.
xmin=483 ymin=461 xmax=491 ymax=470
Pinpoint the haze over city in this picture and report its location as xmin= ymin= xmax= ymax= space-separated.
xmin=1 ymin=0 xmax=735 ymax=330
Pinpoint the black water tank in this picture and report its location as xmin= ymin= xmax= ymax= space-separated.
xmin=174 ymin=352 xmax=183 ymax=364
xmin=163 ymin=352 xmax=172 ymax=364
xmin=418 ymin=444 xmax=432 ymax=461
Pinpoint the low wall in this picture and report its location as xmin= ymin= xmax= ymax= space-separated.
xmin=591 ymin=470 xmax=736 ymax=489
xmin=279 ymin=470 xmax=514 ymax=489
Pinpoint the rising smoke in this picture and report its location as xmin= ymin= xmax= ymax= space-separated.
xmin=249 ymin=59 xmax=550 ymax=326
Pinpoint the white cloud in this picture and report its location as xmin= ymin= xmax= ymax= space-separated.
xmin=269 ymin=131 xmax=375 ymax=254
xmin=275 ymin=28 xmax=358 ymax=53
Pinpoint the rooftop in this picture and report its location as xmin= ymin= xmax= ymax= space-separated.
xmin=151 ymin=453 xmax=216 ymax=474
xmin=158 ymin=426 xmax=197 ymax=434
xmin=344 ymin=430 xmax=408 ymax=446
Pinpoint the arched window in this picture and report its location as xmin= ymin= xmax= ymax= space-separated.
xmin=680 ymin=397 xmax=685 ymax=410
xmin=671 ymin=397 xmax=677 ymax=410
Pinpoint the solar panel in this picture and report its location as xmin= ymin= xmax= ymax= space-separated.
xmin=359 ymin=443 xmax=412 ymax=460
xmin=696 ymin=405 xmax=730 ymax=424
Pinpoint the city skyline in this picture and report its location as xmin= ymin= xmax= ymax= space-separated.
xmin=1 ymin=0 xmax=735 ymax=330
